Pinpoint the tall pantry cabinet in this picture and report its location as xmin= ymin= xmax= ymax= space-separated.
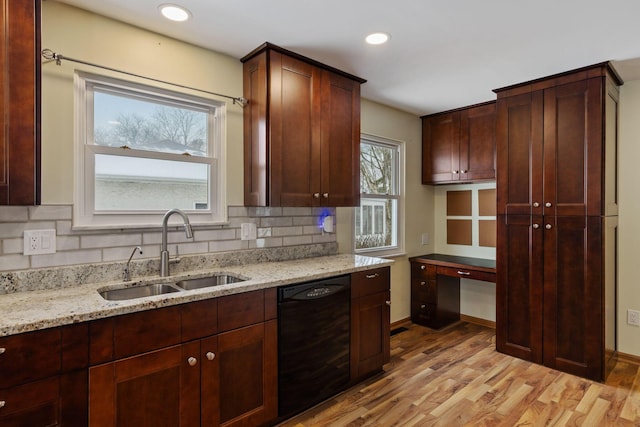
xmin=494 ymin=63 xmax=621 ymax=381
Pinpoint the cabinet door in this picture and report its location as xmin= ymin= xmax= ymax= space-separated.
xmin=320 ymin=69 xmax=360 ymax=207
xmin=543 ymin=78 xmax=604 ymax=217
xmin=460 ymin=103 xmax=496 ymax=182
xmin=214 ymin=321 xmax=277 ymax=427
xmin=496 ymin=215 xmax=544 ymax=363
xmin=542 ymin=216 xmax=603 ymax=380
xmin=496 ymin=92 xmax=544 ymax=216
xmin=422 ymin=112 xmax=460 ymax=183
xmin=89 ymin=342 xmax=201 ymax=427
xmin=270 ymin=52 xmax=322 ymax=207
xmin=0 ymin=0 xmax=39 ymax=205
xmin=350 ymin=291 xmax=390 ymax=381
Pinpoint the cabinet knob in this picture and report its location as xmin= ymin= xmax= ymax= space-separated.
xmin=188 ymin=357 xmax=197 ymax=367
xmin=206 ymin=352 xmax=215 ymax=361
xmin=420 ymin=304 xmax=426 ymax=309
xmin=545 ymin=202 xmax=552 ymax=208
xmin=323 ymin=193 xmax=329 ymax=198
xmin=533 ymin=202 xmax=540 ymax=208
xmin=0 ymin=400 xmax=5 ymax=408
xmin=0 ymin=348 xmax=5 ymax=355
xmin=461 ymin=170 xmax=467 ymax=174
xmin=313 ymin=193 xmax=321 ymax=198
xmin=420 ymin=281 xmax=426 ymax=286
xmin=385 ymin=300 xmax=391 ymax=306
xmin=452 ymin=170 xmax=459 ymax=174
xmin=366 ymin=273 xmax=379 ymax=279
xmin=545 ymin=224 xmax=552 ymax=230
xmin=533 ymin=224 xmax=540 ymax=229
xmin=420 ymin=265 xmax=426 ymax=270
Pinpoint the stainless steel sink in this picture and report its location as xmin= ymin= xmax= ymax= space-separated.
xmin=175 ymin=274 xmax=244 ymax=290
xmin=99 ymin=283 xmax=182 ymax=301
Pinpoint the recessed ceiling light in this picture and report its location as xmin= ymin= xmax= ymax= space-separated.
xmin=365 ymin=32 xmax=390 ymax=45
xmin=159 ymin=4 xmax=191 ymax=22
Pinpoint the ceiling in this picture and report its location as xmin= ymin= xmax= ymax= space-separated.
xmin=55 ymin=0 xmax=640 ymax=116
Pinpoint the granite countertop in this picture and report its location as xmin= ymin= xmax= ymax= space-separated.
xmin=0 ymin=254 xmax=393 ymax=337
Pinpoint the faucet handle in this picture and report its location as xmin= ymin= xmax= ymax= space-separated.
xmin=123 ymin=246 xmax=143 ymax=281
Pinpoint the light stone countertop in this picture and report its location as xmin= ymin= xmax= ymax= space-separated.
xmin=0 ymin=254 xmax=393 ymax=337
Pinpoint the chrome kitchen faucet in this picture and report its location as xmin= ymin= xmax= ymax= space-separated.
xmin=160 ymin=208 xmax=193 ymax=277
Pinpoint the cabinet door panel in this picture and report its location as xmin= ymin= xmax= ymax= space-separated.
xmin=542 ymin=216 xmax=603 ymax=380
xmin=351 ymin=291 xmax=390 ymax=380
xmin=460 ymin=103 xmax=496 ymax=181
xmin=216 ymin=321 xmax=277 ymax=427
xmin=496 ymin=215 xmax=543 ymax=363
xmin=89 ymin=343 xmax=200 ymax=427
xmin=422 ymin=112 xmax=459 ymax=183
xmin=273 ymin=53 xmax=322 ymax=206
xmin=321 ymin=70 xmax=360 ymax=206
xmin=543 ymin=78 xmax=603 ymax=216
xmin=496 ymin=92 xmax=543 ymax=215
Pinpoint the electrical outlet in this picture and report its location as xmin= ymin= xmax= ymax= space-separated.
xmin=23 ymin=229 xmax=57 ymax=255
xmin=421 ymin=233 xmax=429 ymax=245
xmin=628 ymin=309 xmax=640 ymax=327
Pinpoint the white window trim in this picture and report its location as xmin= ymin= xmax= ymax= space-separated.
xmin=73 ymin=71 xmax=228 ymax=229
xmin=355 ymin=134 xmax=405 ymax=257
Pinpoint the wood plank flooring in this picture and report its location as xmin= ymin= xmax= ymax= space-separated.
xmin=280 ymin=322 xmax=640 ymax=426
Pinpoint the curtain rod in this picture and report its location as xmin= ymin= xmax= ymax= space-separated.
xmin=41 ymin=48 xmax=248 ymax=107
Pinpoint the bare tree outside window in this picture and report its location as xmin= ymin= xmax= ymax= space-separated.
xmin=356 ymin=140 xmax=399 ymax=251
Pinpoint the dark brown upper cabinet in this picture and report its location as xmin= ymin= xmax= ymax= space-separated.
xmin=241 ymin=43 xmax=365 ymax=207
xmin=0 ymin=0 xmax=40 ymax=205
xmin=422 ymin=101 xmax=496 ymax=184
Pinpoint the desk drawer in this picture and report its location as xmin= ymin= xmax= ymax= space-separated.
xmin=437 ymin=266 xmax=496 ymax=282
xmin=411 ymin=278 xmax=436 ymax=303
xmin=411 ymin=262 xmax=436 ymax=280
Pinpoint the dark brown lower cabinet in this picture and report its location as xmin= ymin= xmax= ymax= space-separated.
xmin=497 ymin=215 xmax=614 ymax=381
xmin=350 ymin=267 xmax=391 ymax=382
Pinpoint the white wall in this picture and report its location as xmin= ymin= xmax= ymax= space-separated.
xmin=617 ymin=79 xmax=640 ymax=357
xmin=337 ymin=99 xmax=432 ymax=324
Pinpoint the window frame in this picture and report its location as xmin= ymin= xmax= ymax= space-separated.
xmin=73 ymin=71 xmax=227 ymax=229
xmin=355 ymin=134 xmax=404 ymax=257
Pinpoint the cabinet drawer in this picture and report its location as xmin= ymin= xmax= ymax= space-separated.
xmin=352 ymin=267 xmax=390 ymax=298
xmin=436 ymin=265 xmax=496 ymax=282
xmin=411 ymin=301 xmax=436 ymax=324
xmin=0 ymin=324 xmax=88 ymax=388
xmin=411 ymin=262 xmax=436 ymax=280
xmin=218 ymin=290 xmax=265 ymax=333
xmin=412 ymin=278 xmax=437 ymax=304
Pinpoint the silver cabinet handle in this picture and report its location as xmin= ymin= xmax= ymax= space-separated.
xmin=323 ymin=193 xmax=329 ymax=198
xmin=533 ymin=202 xmax=540 ymax=208
xmin=533 ymin=224 xmax=540 ymax=229
xmin=461 ymin=170 xmax=467 ymax=173
xmin=457 ymin=271 xmax=471 ymax=276
xmin=0 ymin=400 xmax=5 ymax=408
xmin=545 ymin=202 xmax=552 ymax=208
xmin=385 ymin=301 xmax=391 ymax=306
xmin=452 ymin=170 xmax=459 ymax=174
xmin=420 ymin=304 xmax=426 ymax=309
xmin=0 ymin=348 xmax=5 ymax=354
xmin=206 ymin=352 xmax=215 ymax=361
xmin=313 ymin=193 xmax=320 ymax=198
xmin=366 ymin=273 xmax=379 ymax=279
xmin=420 ymin=265 xmax=426 ymax=270
xmin=188 ymin=357 xmax=197 ymax=367
xmin=546 ymin=224 xmax=552 ymax=230
xmin=420 ymin=281 xmax=426 ymax=286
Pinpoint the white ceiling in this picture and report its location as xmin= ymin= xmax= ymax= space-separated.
xmin=55 ymin=0 xmax=640 ymax=116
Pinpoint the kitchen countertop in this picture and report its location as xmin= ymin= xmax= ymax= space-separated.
xmin=0 ymin=254 xmax=393 ymax=337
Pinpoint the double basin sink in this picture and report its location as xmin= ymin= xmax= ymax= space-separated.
xmin=99 ymin=274 xmax=245 ymax=301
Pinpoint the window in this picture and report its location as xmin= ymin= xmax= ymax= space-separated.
xmin=74 ymin=72 xmax=226 ymax=228
xmin=355 ymin=135 xmax=403 ymax=255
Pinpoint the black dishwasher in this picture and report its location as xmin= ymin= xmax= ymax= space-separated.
xmin=277 ymin=274 xmax=351 ymax=418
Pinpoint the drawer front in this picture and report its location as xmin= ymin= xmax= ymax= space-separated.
xmin=352 ymin=267 xmax=390 ymax=298
xmin=0 ymin=329 xmax=61 ymax=388
xmin=411 ymin=301 xmax=437 ymax=325
xmin=437 ymin=265 xmax=496 ymax=282
xmin=411 ymin=262 xmax=436 ymax=281
xmin=218 ymin=290 xmax=265 ymax=333
xmin=411 ymin=278 xmax=437 ymax=304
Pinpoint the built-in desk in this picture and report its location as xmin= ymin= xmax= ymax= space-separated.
xmin=409 ymin=254 xmax=496 ymax=329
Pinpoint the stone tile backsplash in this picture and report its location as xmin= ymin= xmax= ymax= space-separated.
xmin=0 ymin=205 xmax=337 ymax=294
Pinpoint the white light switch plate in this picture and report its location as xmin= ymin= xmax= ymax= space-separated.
xmin=24 ymin=229 xmax=57 ymax=255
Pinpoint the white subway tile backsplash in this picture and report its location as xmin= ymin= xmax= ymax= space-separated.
xmin=30 ymin=249 xmax=102 ymax=269
xmin=55 ymin=236 xmax=80 ymax=251
xmin=260 ymin=217 xmax=293 ymax=227
xmin=209 ymin=239 xmax=247 ymax=252
xmin=193 ymin=228 xmax=236 ymax=241
xmin=0 ymin=207 xmax=29 ymax=222
xmin=303 ymin=225 xmax=323 ymax=235
xmin=293 ymin=216 xmax=318 ymax=226
xmin=0 ymin=222 xmax=56 ymax=239
xmin=272 ymin=226 xmax=303 ymax=237
xmin=283 ymin=235 xmax=313 ymax=246
xmin=176 ymin=241 xmax=209 ymax=256
xmin=282 ymin=207 xmax=312 ymax=216
xmin=228 ymin=206 xmax=250 ymax=217
xmin=0 ymin=254 xmax=30 ymax=270
xmin=248 ymin=207 xmax=283 ymax=217
xmin=81 ymin=234 xmax=142 ymax=249
xmin=250 ymin=237 xmax=283 ymax=249
xmin=28 ymin=205 xmax=72 ymax=221
xmin=2 ymin=238 xmax=23 ymax=254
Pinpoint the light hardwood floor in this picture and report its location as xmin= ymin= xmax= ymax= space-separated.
xmin=280 ymin=322 xmax=640 ymax=426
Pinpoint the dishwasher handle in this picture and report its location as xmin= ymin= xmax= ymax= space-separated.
xmin=288 ymin=284 xmax=347 ymax=301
